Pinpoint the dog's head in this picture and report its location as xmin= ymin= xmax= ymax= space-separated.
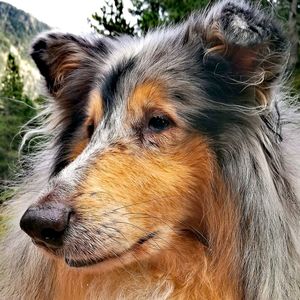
xmin=20 ymin=0 xmax=287 ymax=270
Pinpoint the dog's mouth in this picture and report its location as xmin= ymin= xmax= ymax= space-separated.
xmin=65 ymin=255 xmax=113 ymax=268
xmin=65 ymin=231 xmax=157 ymax=268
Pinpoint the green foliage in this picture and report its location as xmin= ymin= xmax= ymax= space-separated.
xmin=0 ymin=187 xmax=12 ymax=235
xmin=0 ymin=214 xmax=7 ymax=237
xmin=91 ymin=0 xmax=299 ymax=91
xmin=160 ymin=0 xmax=209 ymax=23
xmin=89 ymin=0 xmax=134 ymax=36
xmin=130 ymin=0 xmax=164 ymax=33
xmin=91 ymin=0 xmax=211 ymax=35
xmin=0 ymin=53 xmax=36 ymax=182
xmin=293 ymin=68 xmax=300 ymax=91
xmin=130 ymin=0 xmax=206 ymax=33
xmin=1 ymin=53 xmax=24 ymax=107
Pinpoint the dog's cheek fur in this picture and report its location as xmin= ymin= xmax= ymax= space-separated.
xmin=53 ymin=134 xmax=241 ymax=299
xmin=66 ymin=134 xmax=241 ymax=298
xmin=73 ymin=135 xmax=213 ymax=241
xmin=68 ymin=89 xmax=103 ymax=161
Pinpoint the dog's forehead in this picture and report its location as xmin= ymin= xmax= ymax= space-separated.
xmin=100 ymin=56 xmax=137 ymax=112
xmin=95 ymin=33 xmax=203 ymax=115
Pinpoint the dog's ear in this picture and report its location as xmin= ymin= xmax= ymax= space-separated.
xmin=31 ymin=32 xmax=108 ymax=96
xmin=187 ymin=0 xmax=288 ymax=106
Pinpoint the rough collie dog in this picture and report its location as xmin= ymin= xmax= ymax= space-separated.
xmin=1 ymin=0 xmax=300 ymax=299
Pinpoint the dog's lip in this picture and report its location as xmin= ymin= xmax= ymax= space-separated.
xmin=65 ymin=256 xmax=108 ymax=268
xmin=65 ymin=231 xmax=157 ymax=268
xmin=32 ymin=238 xmax=61 ymax=250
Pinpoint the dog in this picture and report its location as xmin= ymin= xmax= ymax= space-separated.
xmin=1 ymin=0 xmax=300 ymax=299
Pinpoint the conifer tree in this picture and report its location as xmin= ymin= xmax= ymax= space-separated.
xmin=0 ymin=53 xmax=35 ymax=181
xmin=89 ymin=0 xmax=134 ymax=36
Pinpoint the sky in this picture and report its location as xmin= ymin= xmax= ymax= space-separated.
xmin=3 ymin=0 xmax=134 ymax=34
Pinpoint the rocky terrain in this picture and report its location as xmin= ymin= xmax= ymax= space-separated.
xmin=0 ymin=1 xmax=50 ymax=97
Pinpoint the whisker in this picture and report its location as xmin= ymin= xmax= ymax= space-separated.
xmin=122 ymin=212 xmax=209 ymax=247
xmin=99 ymin=229 xmax=144 ymax=277
xmin=113 ymin=220 xmax=169 ymax=251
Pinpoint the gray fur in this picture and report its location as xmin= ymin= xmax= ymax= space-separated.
xmin=1 ymin=0 xmax=300 ymax=299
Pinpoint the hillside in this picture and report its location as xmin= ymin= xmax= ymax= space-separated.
xmin=0 ymin=1 xmax=50 ymax=97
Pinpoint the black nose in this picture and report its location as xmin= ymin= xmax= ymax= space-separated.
xmin=20 ymin=203 xmax=72 ymax=248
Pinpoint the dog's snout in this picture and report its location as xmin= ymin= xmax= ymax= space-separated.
xmin=20 ymin=203 xmax=72 ymax=248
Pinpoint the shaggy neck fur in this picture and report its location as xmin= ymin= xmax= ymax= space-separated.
xmin=51 ymin=235 xmax=238 ymax=300
xmin=217 ymin=98 xmax=300 ymax=299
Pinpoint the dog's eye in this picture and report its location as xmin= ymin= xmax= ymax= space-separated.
xmin=87 ymin=123 xmax=95 ymax=139
xmin=148 ymin=116 xmax=170 ymax=132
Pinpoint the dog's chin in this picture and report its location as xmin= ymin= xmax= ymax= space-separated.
xmin=64 ymin=231 xmax=158 ymax=272
xmin=64 ymin=249 xmax=142 ymax=273
xmin=33 ymin=231 xmax=158 ymax=272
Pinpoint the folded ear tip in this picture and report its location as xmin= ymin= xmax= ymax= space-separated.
xmin=29 ymin=31 xmax=105 ymax=96
xmin=30 ymin=31 xmax=65 ymax=53
xmin=207 ymin=0 xmax=287 ymax=48
xmin=30 ymin=31 xmax=55 ymax=61
xmin=32 ymin=38 xmax=47 ymax=52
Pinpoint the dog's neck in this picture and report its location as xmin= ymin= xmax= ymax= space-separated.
xmin=51 ymin=233 xmax=239 ymax=300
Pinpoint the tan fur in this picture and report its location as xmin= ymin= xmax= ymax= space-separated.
xmin=51 ymin=232 xmax=239 ymax=300
xmin=69 ymin=89 xmax=103 ymax=161
xmin=51 ymin=47 xmax=85 ymax=96
xmin=127 ymin=81 xmax=180 ymax=124
xmin=49 ymin=82 xmax=241 ymax=299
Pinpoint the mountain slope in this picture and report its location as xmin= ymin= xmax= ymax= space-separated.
xmin=0 ymin=1 xmax=50 ymax=97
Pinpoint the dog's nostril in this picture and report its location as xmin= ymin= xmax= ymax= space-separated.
xmin=20 ymin=203 xmax=72 ymax=248
xmin=41 ymin=228 xmax=65 ymax=243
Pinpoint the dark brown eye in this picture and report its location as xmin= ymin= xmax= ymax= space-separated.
xmin=148 ymin=116 xmax=170 ymax=132
xmin=87 ymin=123 xmax=95 ymax=139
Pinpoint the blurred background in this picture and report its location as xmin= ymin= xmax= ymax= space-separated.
xmin=0 ymin=0 xmax=299 ymax=188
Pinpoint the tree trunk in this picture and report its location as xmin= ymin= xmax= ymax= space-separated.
xmin=288 ymin=0 xmax=299 ymax=70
